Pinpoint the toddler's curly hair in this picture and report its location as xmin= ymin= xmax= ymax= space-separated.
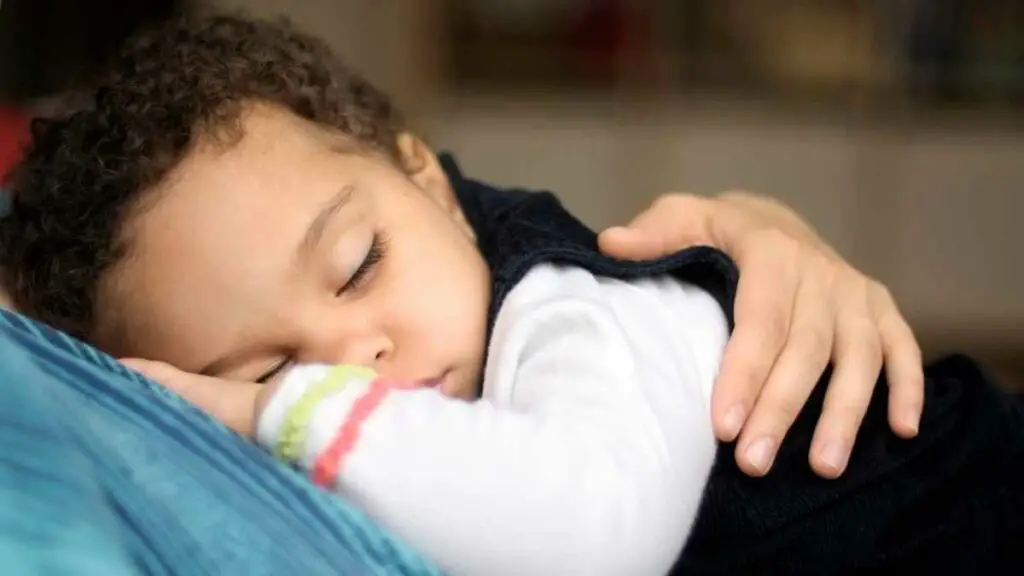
xmin=0 ymin=14 xmax=404 ymax=342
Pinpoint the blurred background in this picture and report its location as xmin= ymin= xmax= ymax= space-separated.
xmin=1 ymin=0 xmax=1022 ymax=385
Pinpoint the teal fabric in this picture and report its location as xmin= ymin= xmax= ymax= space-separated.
xmin=0 ymin=308 xmax=441 ymax=575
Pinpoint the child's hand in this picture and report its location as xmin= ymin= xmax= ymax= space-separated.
xmin=121 ymin=359 xmax=273 ymax=438
xmin=600 ymin=192 xmax=924 ymax=479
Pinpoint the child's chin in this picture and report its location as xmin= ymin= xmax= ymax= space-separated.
xmin=440 ymin=374 xmax=477 ymax=400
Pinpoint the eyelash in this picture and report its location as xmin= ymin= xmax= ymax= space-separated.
xmin=256 ymin=232 xmax=389 ymax=385
xmin=255 ymin=360 xmax=291 ymax=385
xmin=337 ymin=231 xmax=388 ymax=296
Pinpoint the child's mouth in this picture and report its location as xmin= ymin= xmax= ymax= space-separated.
xmin=415 ymin=371 xmax=449 ymax=393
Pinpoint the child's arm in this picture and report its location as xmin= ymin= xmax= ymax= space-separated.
xmin=256 ymin=265 xmax=728 ymax=576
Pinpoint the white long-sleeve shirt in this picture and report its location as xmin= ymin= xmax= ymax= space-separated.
xmin=256 ymin=264 xmax=729 ymax=576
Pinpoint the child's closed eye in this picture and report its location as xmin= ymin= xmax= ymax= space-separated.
xmin=256 ymin=232 xmax=389 ymax=385
xmin=337 ymin=231 xmax=388 ymax=296
xmin=255 ymin=358 xmax=294 ymax=385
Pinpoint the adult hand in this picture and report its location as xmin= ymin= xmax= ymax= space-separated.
xmin=599 ymin=192 xmax=923 ymax=479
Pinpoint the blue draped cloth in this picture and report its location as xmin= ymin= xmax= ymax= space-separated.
xmin=0 ymin=308 xmax=441 ymax=575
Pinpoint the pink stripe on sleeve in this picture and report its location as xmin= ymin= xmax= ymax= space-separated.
xmin=312 ymin=377 xmax=394 ymax=487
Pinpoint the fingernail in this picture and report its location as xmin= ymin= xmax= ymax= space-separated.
xmin=903 ymin=411 xmax=920 ymax=435
xmin=722 ymin=405 xmax=746 ymax=439
xmin=745 ymin=437 xmax=776 ymax=474
xmin=819 ymin=441 xmax=849 ymax=476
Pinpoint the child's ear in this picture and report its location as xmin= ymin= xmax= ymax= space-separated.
xmin=396 ymin=133 xmax=475 ymax=238
xmin=396 ymin=133 xmax=447 ymax=198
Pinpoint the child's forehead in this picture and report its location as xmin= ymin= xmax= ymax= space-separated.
xmin=111 ymin=172 xmax=319 ymax=369
xmin=116 ymin=116 xmax=337 ymax=313
xmin=158 ymin=111 xmax=350 ymax=208
xmin=181 ymin=107 xmax=382 ymax=195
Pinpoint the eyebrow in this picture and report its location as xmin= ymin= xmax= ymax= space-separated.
xmin=197 ymin=184 xmax=356 ymax=378
xmin=298 ymin=183 xmax=356 ymax=262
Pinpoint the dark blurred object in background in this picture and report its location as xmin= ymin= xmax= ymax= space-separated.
xmin=0 ymin=0 xmax=182 ymax=181
xmin=0 ymin=0 xmax=182 ymax=103
xmin=898 ymin=0 xmax=1024 ymax=105
xmin=0 ymin=104 xmax=28 ymax=183
xmin=444 ymin=0 xmax=1024 ymax=111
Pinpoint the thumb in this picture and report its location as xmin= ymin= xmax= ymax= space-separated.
xmin=599 ymin=194 xmax=717 ymax=261
xmin=597 ymin=226 xmax=666 ymax=261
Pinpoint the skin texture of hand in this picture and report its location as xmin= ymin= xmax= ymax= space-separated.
xmin=121 ymin=358 xmax=268 ymax=438
xmin=598 ymin=192 xmax=924 ymax=479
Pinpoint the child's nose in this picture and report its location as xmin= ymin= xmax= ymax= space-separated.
xmin=309 ymin=330 xmax=392 ymax=369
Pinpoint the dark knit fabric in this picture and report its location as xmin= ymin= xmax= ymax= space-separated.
xmin=443 ymin=153 xmax=1024 ymax=575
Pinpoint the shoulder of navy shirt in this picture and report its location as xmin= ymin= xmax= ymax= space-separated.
xmin=440 ymin=152 xmax=1024 ymax=574
xmin=440 ymin=153 xmax=739 ymax=337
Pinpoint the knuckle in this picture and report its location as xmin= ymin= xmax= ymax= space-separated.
xmin=740 ymin=357 xmax=778 ymax=392
xmin=828 ymin=391 xmax=871 ymax=419
xmin=871 ymin=281 xmax=895 ymax=303
xmin=822 ymin=265 xmax=849 ymax=294
xmin=877 ymin=308 xmax=910 ymax=335
xmin=886 ymin=331 xmax=924 ymax=368
xmin=844 ymin=331 xmax=884 ymax=366
xmin=868 ymin=281 xmax=900 ymax=313
xmin=758 ymin=312 xmax=791 ymax=348
xmin=852 ymin=320 xmax=884 ymax=352
xmin=892 ymin=373 xmax=926 ymax=399
xmin=797 ymin=327 xmax=834 ymax=360
xmin=901 ymin=339 xmax=924 ymax=365
xmin=807 ymin=255 xmax=832 ymax=280
xmin=653 ymin=193 xmax=691 ymax=212
xmin=822 ymin=257 xmax=850 ymax=284
xmin=823 ymin=402 xmax=868 ymax=436
xmin=767 ymin=396 xmax=805 ymax=425
xmin=846 ymin=314 xmax=880 ymax=338
xmin=756 ymin=227 xmax=798 ymax=251
xmin=805 ymin=246 xmax=834 ymax=268
xmin=832 ymin=264 xmax=866 ymax=292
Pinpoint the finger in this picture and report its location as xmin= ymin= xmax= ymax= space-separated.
xmin=871 ymin=285 xmax=924 ymax=438
xmin=120 ymin=358 xmax=182 ymax=383
xmin=809 ymin=312 xmax=882 ymax=479
xmin=624 ymin=194 xmax=711 ymax=237
xmin=711 ymin=236 xmax=801 ymax=442
xmin=183 ymin=377 xmax=262 ymax=437
xmin=597 ymin=226 xmax=668 ymax=261
xmin=122 ymin=358 xmax=260 ymax=437
xmin=120 ymin=358 xmax=148 ymax=370
xmin=597 ymin=195 xmax=713 ymax=260
xmin=734 ymin=267 xmax=833 ymax=477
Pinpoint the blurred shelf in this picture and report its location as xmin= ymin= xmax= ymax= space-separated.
xmin=429 ymin=88 xmax=1024 ymax=133
xmin=438 ymin=0 xmax=1024 ymax=117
